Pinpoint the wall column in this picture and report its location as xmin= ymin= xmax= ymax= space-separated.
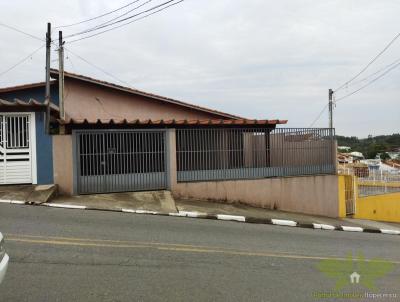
xmin=52 ymin=134 xmax=74 ymax=195
xmin=166 ymin=128 xmax=177 ymax=191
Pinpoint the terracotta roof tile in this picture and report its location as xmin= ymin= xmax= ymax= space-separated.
xmin=58 ymin=118 xmax=287 ymax=126
xmin=0 ymin=98 xmax=59 ymax=111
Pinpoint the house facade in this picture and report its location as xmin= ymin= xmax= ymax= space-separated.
xmin=0 ymin=70 xmax=340 ymax=218
xmin=0 ymin=70 xmax=284 ymax=194
xmin=0 ymin=81 xmax=59 ymax=185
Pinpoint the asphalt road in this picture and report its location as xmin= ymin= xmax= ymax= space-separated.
xmin=0 ymin=203 xmax=399 ymax=302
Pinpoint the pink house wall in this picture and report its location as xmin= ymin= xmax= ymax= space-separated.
xmin=64 ymin=78 xmax=224 ymax=121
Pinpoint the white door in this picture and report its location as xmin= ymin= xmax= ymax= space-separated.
xmin=0 ymin=113 xmax=36 ymax=184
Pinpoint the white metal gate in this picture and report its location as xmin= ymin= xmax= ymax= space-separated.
xmin=0 ymin=113 xmax=34 ymax=184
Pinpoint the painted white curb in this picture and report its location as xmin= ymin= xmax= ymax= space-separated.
xmin=10 ymin=200 xmax=26 ymax=205
xmin=122 ymin=209 xmax=136 ymax=213
xmin=44 ymin=203 xmax=87 ymax=210
xmin=380 ymin=229 xmax=400 ymax=235
xmin=313 ymin=223 xmax=336 ymax=230
xmin=341 ymin=226 xmax=364 ymax=232
xmin=135 ymin=209 xmax=158 ymax=215
xmin=176 ymin=211 xmax=206 ymax=218
xmin=216 ymin=214 xmax=246 ymax=222
xmin=169 ymin=212 xmax=187 ymax=217
xmin=271 ymin=219 xmax=297 ymax=227
xmin=3 ymin=200 xmax=399 ymax=236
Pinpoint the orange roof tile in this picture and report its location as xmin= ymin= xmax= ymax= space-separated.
xmin=58 ymin=118 xmax=287 ymax=126
xmin=0 ymin=98 xmax=59 ymax=112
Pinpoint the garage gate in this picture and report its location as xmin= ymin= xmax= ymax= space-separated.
xmin=74 ymin=130 xmax=167 ymax=194
xmin=0 ymin=113 xmax=35 ymax=184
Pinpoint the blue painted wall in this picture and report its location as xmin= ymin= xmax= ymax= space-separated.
xmin=0 ymin=85 xmax=59 ymax=184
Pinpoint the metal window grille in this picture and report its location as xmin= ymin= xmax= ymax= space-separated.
xmin=176 ymin=128 xmax=335 ymax=182
xmin=0 ymin=114 xmax=32 ymax=185
xmin=2 ymin=115 xmax=30 ymax=149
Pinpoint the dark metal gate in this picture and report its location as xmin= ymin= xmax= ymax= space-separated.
xmin=74 ymin=130 xmax=167 ymax=194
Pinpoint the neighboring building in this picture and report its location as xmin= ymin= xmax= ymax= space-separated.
xmin=387 ymin=151 xmax=400 ymax=160
xmin=360 ymin=159 xmax=400 ymax=174
xmin=0 ymin=81 xmax=59 ymax=185
xmin=338 ymin=153 xmax=353 ymax=164
xmin=350 ymin=151 xmax=364 ymax=159
xmin=338 ymin=146 xmax=351 ymax=152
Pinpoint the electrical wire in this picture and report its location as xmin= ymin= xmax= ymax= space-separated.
xmin=0 ymin=22 xmax=44 ymax=41
xmin=81 ymin=0 xmax=153 ymax=32
xmin=64 ymin=0 xmax=177 ymax=39
xmin=334 ymin=31 xmax=400 ymax=92
xmin=65 ymin=50 xmax=77 ymax=74
xmin=336 ymin=60 xmax=400 ymax=102
xmin=0 ymin=44 xmax=45 ymax=78
xmin=308 ymin=103 xmax=329 ymax=128
xmin=350 ymin=56 xmax=400 ymax=86
xmin=64 ymin=47 xmax=136 ymax=89
xmin=66 ymin=0 xmax=184 ymax=44
xmin=54 ymin=0 xmax=143 ymax=28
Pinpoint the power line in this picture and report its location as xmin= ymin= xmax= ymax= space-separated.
xmin=335 ymin=60 xmax=400 ymax=102
xmin=82 ymin=0 xmax=152 ymax=31
xmin=308 ymin=103 xmax=329 ymax=128
xmin=350 ymin=56 xmax=400 ymax=86
xmin=0 ymin=44 xmax=45 ymax=78
xmin=65 ymin=0 xmax=180 ymax=39
xmin=65 ymin=50 xmax=77 ymax=73
xmin=66 ymin=0 xmax=184 ymax=44
xmin=54 ymin=0 xmax=143 ymax=28
xmin=334 ymin=31 xmax=400 ymax=92
xmin=0 ymin=22 xmax=44 ymax=42
xmin=64 ymin=47 xmax=137 ymax=89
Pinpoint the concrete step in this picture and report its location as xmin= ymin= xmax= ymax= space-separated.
xmin=0 ymin=184 xmax=57 ymax=205
xmin=26 ymin=185 xmax=58 ymax=205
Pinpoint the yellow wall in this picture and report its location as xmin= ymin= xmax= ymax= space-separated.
xmin=354 ymin=192 xmax=400 ymax=223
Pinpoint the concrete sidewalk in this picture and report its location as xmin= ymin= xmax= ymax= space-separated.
xmin=51 ymin=190 xmax=177 ymax=214
xmin=1 ymin=185 xmax=398 ymax=233
xmin=47 ymin=191 xmax=400 ymax=232
xmin=175 ymin=198 xmax=400 ymax=231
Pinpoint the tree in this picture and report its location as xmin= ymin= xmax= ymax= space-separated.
xmin=380 ymin=152 xmax=390 ymax=160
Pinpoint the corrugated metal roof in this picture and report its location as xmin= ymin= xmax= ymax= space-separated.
xmin=58 ymin=118 xmax=287 ymax=126
xmin=0 ymin=98 xmax=59 ymax=111
xmin=50 ymin=69 xmax=244 ymax=120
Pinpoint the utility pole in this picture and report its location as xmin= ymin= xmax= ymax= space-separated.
xmin=45 ymin=22 xmax=51 ymax=134
xmin=328 ymin=88 xmax=333 ymax=129
xmin=58 ymin=31 xmax=65 ymax=120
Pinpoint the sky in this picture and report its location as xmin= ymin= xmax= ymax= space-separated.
xmin=0 ymin=0 xmax=399 ymax=137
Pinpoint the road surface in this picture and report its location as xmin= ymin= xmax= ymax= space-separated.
xmin=0 ymin=203 xmax=399 ymax=301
